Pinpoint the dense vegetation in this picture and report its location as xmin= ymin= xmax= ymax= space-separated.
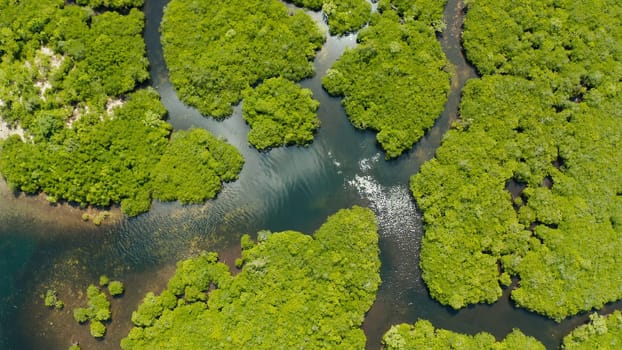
xmin=75 ymin=0 xmax=143 ymax=8
xmin=0 ymin=1 xmax=244 ymax=216
xmin=100 ymin=275 xmax=124 ymax=296
xmin=382 ymin=320 xmax=545 ymax=349
xmin=285 ymin=0 xmax=371 ymax=35
xmin=121 ymin=206 xmax=380 ymax=349
xmin=411 ymin=0 xmax=622 ymax=320
xmin=160 ymin=0 xmax=324 ymax=118
xmin=242 ymin=77 xmax=320 ymax=150
xmin=563 ymin=311 xmax=622 ymax=349
xmin=323 ymin=2 xmax=450 ymax=158
xmin=151 ymin=128 xmax=244 ymax=202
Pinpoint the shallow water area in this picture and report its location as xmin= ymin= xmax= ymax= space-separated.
xmin=1 ymin=0 xmax=621 ymax=349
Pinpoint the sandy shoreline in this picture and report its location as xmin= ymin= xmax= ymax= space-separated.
xmin=0 ymin=177 xmax=123 ymax=230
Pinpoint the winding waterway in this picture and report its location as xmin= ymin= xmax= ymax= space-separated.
xmin=1 ymin=0 xmax=619 ymax=349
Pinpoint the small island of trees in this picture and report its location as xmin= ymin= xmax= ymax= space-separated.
xmin=242 ymin=77 xmax=320 ymax=150
xmin=323 ymin=1 xmax=450 ymax=158
xmin=121 ymin=206 xmax=380 ymax=349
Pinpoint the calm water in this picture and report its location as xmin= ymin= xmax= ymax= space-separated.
xmin=0 ymin=0 xmax=618 ymax=349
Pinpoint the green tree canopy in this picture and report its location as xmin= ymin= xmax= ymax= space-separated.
xmin=411 ymin=0 xmax=622 ymax=320
xmin=383 ymin=320 xmax=545 ymax=350
xmin=242 ymin=77 xmax=320 ymax=150
xmin=160 ymin=0 xmax=324 ymax=118
xmin=563 ymin=311 xmax=622 ymax=349
xmin=121 ymin=206 xmax=380 ymax=349
xmin=0 ymin=1 xmax=244 ymax=217
xmin=286 ymin=0 xmax=372 ymax=35
xmin=323 ymin=4 xmax=449 ymax=158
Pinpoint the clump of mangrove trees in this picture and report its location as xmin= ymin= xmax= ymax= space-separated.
xmin=121 ymin=206 xmax=380 ymax=349
xmin=160 ymin=0 xmax=324 ymax=118
xmin=382 ymin=320 xmax=545 ymax=349
xmin=323 ymin=2 xmax=450 ymax=158
xmin=242 ymin=77 xmax=320 ymax=150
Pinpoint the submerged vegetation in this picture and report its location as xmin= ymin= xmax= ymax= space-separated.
xmin=121 ymin=207 xmax=380 ymax=349
xmin=323 ymin=1 xmax=449 ymax=158
xmin=160 ymin=0 xmax=324 ymax=118
xmin=0 ymin=1 xmax=243 ymax=216
xmin=242 ymin=77 xmax=320 ymax=150
xmin=382 ymin=320 xmax=545 ymax=349
xmin=412 ymin=0 xmax=622 ymax=320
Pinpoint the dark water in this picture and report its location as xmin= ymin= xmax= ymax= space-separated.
xmin=1 ymin=0 xmax=619 ymax=348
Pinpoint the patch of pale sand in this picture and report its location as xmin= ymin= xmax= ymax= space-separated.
xmin=34 ymin=80 xmax=52 ymax=100
xmin=33 ymin=47 xmax=65 ymax=101
xmin=39 ymin=46 xmax=64 ymax=70
xmin=0 ymin=118 xmax=25 ymax=141
xmin=67 ymin=105 xmax=90 ymax=129
xmin=106 ymin=98 xmax=125 ymax=115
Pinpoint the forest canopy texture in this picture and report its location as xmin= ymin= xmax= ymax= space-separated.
xmin=160 ymin=0 xmax=324 ymax=118
xmin=0 ymin=0 xmax=243 ymax=216
xmin=120 ymin=206 xmax=381 ymax=349
xmin=411 ymin=0 xmax=622 ymax=321
xmin=563 ymin=311 xmax=622 ymax=349
xmin=242 ymin=77 xmax=320 ymax=150
xmin=323 ymin=1 xmax=450 ymax=158
xmin=285 ymin=0 xmax=371 ymax=35
xmin=382 ymin=320 xmax=545 ymax=350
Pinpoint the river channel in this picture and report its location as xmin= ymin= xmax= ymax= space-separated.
xmin=0 ymin=0 xmax=616 ymax=349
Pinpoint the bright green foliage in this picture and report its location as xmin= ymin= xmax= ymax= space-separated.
xmin=382 ymin=320 xmax=545 ymax=349
xmin=68 ymin=344 xmax=81 ymax=350
xmin=563 ymin=311 xmax=622 ymax=349
xmin=0 ymin=90 xmax=243 ymax=216
xmin=161 ymin=0 xmax=324 ymax=118
xmin=412 ymin=0 xmax=622 ymax=320
xmin=323 ymin=5 xmax=449 ymax=158
xmin=378 ymin=0 xmax=446 ymax=26
xmin=76 ymin=0 xmax=143 ymax=8
xmin=0 ymin=2 xmax=147 ymax=127
xmin=73 ymin=284 xmax=111 ymax=338
xmin=285 ymin=0 xmax=371 ymax=35
xmin=43 ymin=289 xmax=63 ymax=310
xmin=89 ymin=320 xmax=106 ymax=338
xmin=73 ymin=308 xmax=90 ymax=323
xmin=99 ymin=275 xmax=110 ymax=287
xmin=0 ymin=89 xmax=167 ymax=216
xmin=242 ymin=77 xmax=320 ymax=150
xmin=121 ymin=207 xmax=380 ymax=349
xmin=0 ymin=2 xmax=243 ymax=217
xmin=108 ymin=281 xmax=124 ymax=296
xmin=151 ymin=129 xmax=244 ymax=203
